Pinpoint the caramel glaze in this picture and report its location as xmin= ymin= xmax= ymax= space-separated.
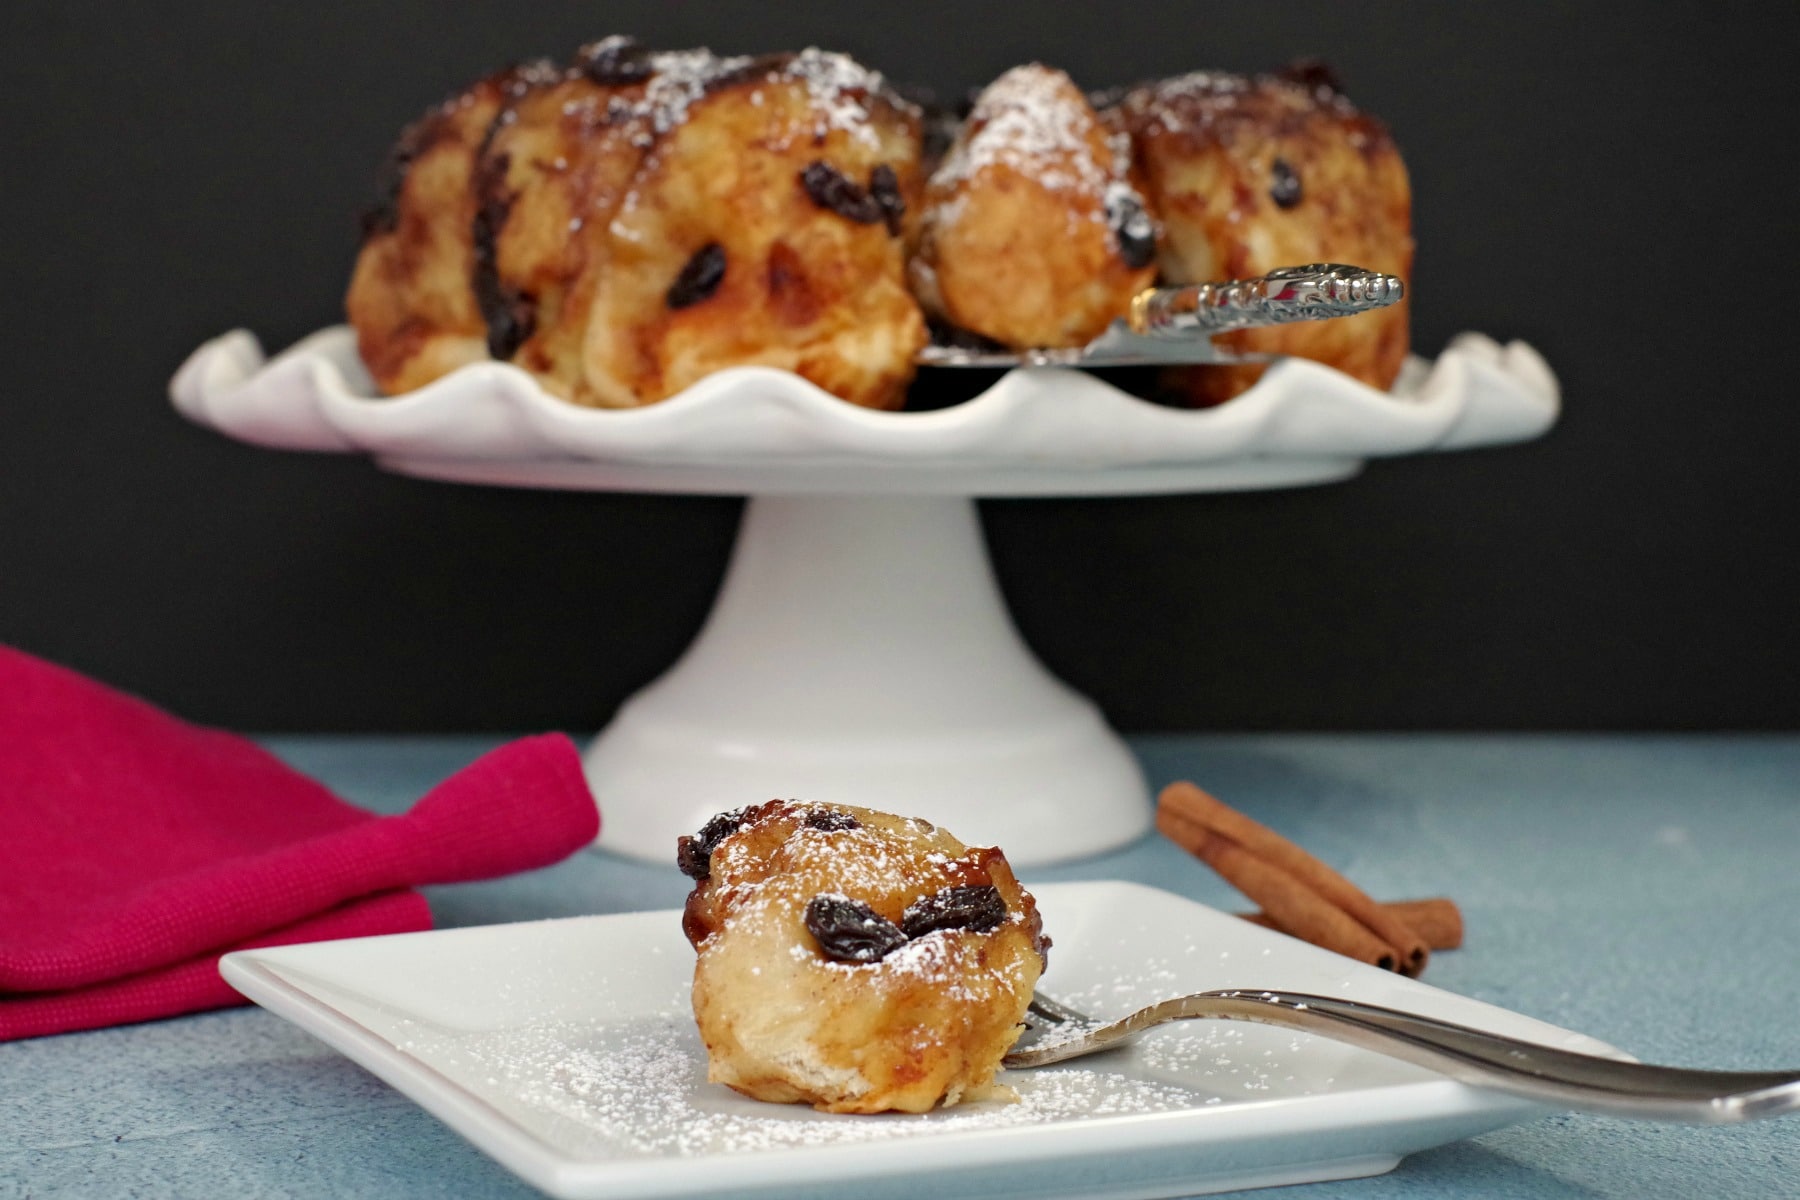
xmin=359 ymin=39 xmax=922 ymax=391
xmin=680 ymin=798 xmax=1049 ymax=1113
xmin=345 ymin=63 xmax=546 ymax=395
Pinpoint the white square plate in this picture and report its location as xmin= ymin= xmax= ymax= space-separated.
xmin=221 ymin=881 xmax=1607 ymax=1200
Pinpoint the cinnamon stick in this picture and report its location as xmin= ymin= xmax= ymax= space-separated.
xmin=1238 ymin=897 xmax=1463 ymax=951
xmin=1155 ymin=807 xmax=1403 ymax=972
xmin=1160 ymin=781 xmax=1431 ymax=975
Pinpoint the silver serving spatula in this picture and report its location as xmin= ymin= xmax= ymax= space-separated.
xmin=916 ymin=263 xmax=1404 ymax=368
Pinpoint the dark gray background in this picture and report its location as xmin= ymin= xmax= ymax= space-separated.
xmin=3 ymin=2 xmax=1796 ymax=732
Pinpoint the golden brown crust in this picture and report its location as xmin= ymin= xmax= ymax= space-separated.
xmin=682 ymin=801 xmax=1046 ymax=1114
xmin=1113 ymin=67 xmax=1413 ymax=404
xmin=348 ymin=49 xmax=1414 ymax=412
xmin=345 ymin=64 xmax=556 ymax=395
xmin=912 ymin=65 xmax=1157 ymax=350
xmin=576 ymin=50 xmax=927 ymax=409
xmin=470 ymin=54 xmax=657 ymax=399
xmin=346 ymin=42 xmax=927 ymax=410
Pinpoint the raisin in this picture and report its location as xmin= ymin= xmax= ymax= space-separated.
xmin=577 ymin=36 xmax=654 ymax=86
xmin=900 ymin=885 xmax=1007 ymax=938
xmin=478 ymin=286 xmax=536 ymax=360
xmin=805 ymin=894 xmax=908 ymax=963
xmin=666 ymin=243 xmax=727 ymax=309
xmin=694 ymin=809 xmax=745 ymax=849
xmin=799 ymin=161 xmax=884 ymax=225
xmin=1106 ymin=188 xmax=1157 ymax=270
xmin=1270 ymin=157 xmax=1303 ymax=209
xmin=675 ymin=835 xmax=709 ymax=880
xmin=804 ymin=808 xmax=860 ymax=831
xmin=868 ymin=164 xmax=905 ymax=235
xmin=470 ymin=153 xmax=537 ymax=359
xmin=675 ymin=808 xmax=748 ymax=880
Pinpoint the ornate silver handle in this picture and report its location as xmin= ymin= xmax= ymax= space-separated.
xmin=916 ymin=263 xmax=1406 ymax=368
xmin=1131 ymin=263 xmax=1405 ymax=339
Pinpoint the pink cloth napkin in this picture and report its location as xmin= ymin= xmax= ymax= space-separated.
xmin=0 ymin=644 xmax=600 ymax=1040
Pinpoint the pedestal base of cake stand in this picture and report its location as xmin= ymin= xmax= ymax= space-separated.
xmin=584 ymin=494 xmax=1149 ymax=866
xmin=172 ymin=323 xmax=1560 ymax=867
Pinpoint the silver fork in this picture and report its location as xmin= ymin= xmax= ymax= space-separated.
xmin=1005 ymin=991 xmax=1800 ymax=1124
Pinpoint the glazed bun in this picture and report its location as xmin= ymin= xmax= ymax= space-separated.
xmin=911 ymin=64 xmax=1157 ymax=349
xmin=679 ymin=801 xmax=1048 ymax=1114
xmin=348 ymin=40 xmax=928 ymax=410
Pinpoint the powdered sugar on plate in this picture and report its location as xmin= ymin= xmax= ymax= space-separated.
xmin=405 ymin=1014 xmax=1250 ymax=1159
xmin=221 ymin=882 xmax=1579 ymax=1197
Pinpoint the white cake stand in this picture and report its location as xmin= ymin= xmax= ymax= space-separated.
xmin=172 ymin=326 xmax=1558 ymax=864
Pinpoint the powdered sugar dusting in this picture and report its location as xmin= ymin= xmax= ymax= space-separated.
xmin=931 ymin=64 xmax=1109 ymax=196
xmin=1119 ymin=67 xmax=1360 ymax=138
xmin=925 ymin=64 xmax=1154 ymax=252
xmin=709 ymin=812 xmax=1030 ymax=1001
xmin=1122 ymin=69 xmax=1252 ymax=136
xmin=632 ymin=47 xmax=756 ymax=143
xmin=1150 ymin=68 xmax=1253 ymax=101
xmin=778 ymin=46 xmax=907 ymax=148
xmin=600 ymin=45 xmax=900 ymax=150
xmin=1105 ymin=179 xmax=1152 ymax=236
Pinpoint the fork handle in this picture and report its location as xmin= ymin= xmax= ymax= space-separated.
xmin=1130 ymin=264 xmax=1405 ymax=339
xmin=1153 ymin=991 xmax=1800 ymax=1123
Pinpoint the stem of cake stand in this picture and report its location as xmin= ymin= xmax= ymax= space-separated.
xmin=584 ymin=493 xmax=1150 ymax=866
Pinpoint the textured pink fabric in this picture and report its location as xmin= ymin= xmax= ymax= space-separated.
xmin=0 ymin=644 xmax=601 ymax=1038
xmin=0 ymin=891 xmax=431 ymax=1041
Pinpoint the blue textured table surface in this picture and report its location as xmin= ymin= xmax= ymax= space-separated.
xmin=4 ymin=734 xmax=1797 ymax=1199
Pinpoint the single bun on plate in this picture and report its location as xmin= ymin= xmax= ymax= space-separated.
xmin=678 ymin=800 xmax=1049 ymax=1113
xmin=1112 ymin=61 xmax=1413 ymax=403
xmin=911 ymin=64 xmax=1158 ymax=349
xmin=348 ymin=39 xmax=928 ymax=410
